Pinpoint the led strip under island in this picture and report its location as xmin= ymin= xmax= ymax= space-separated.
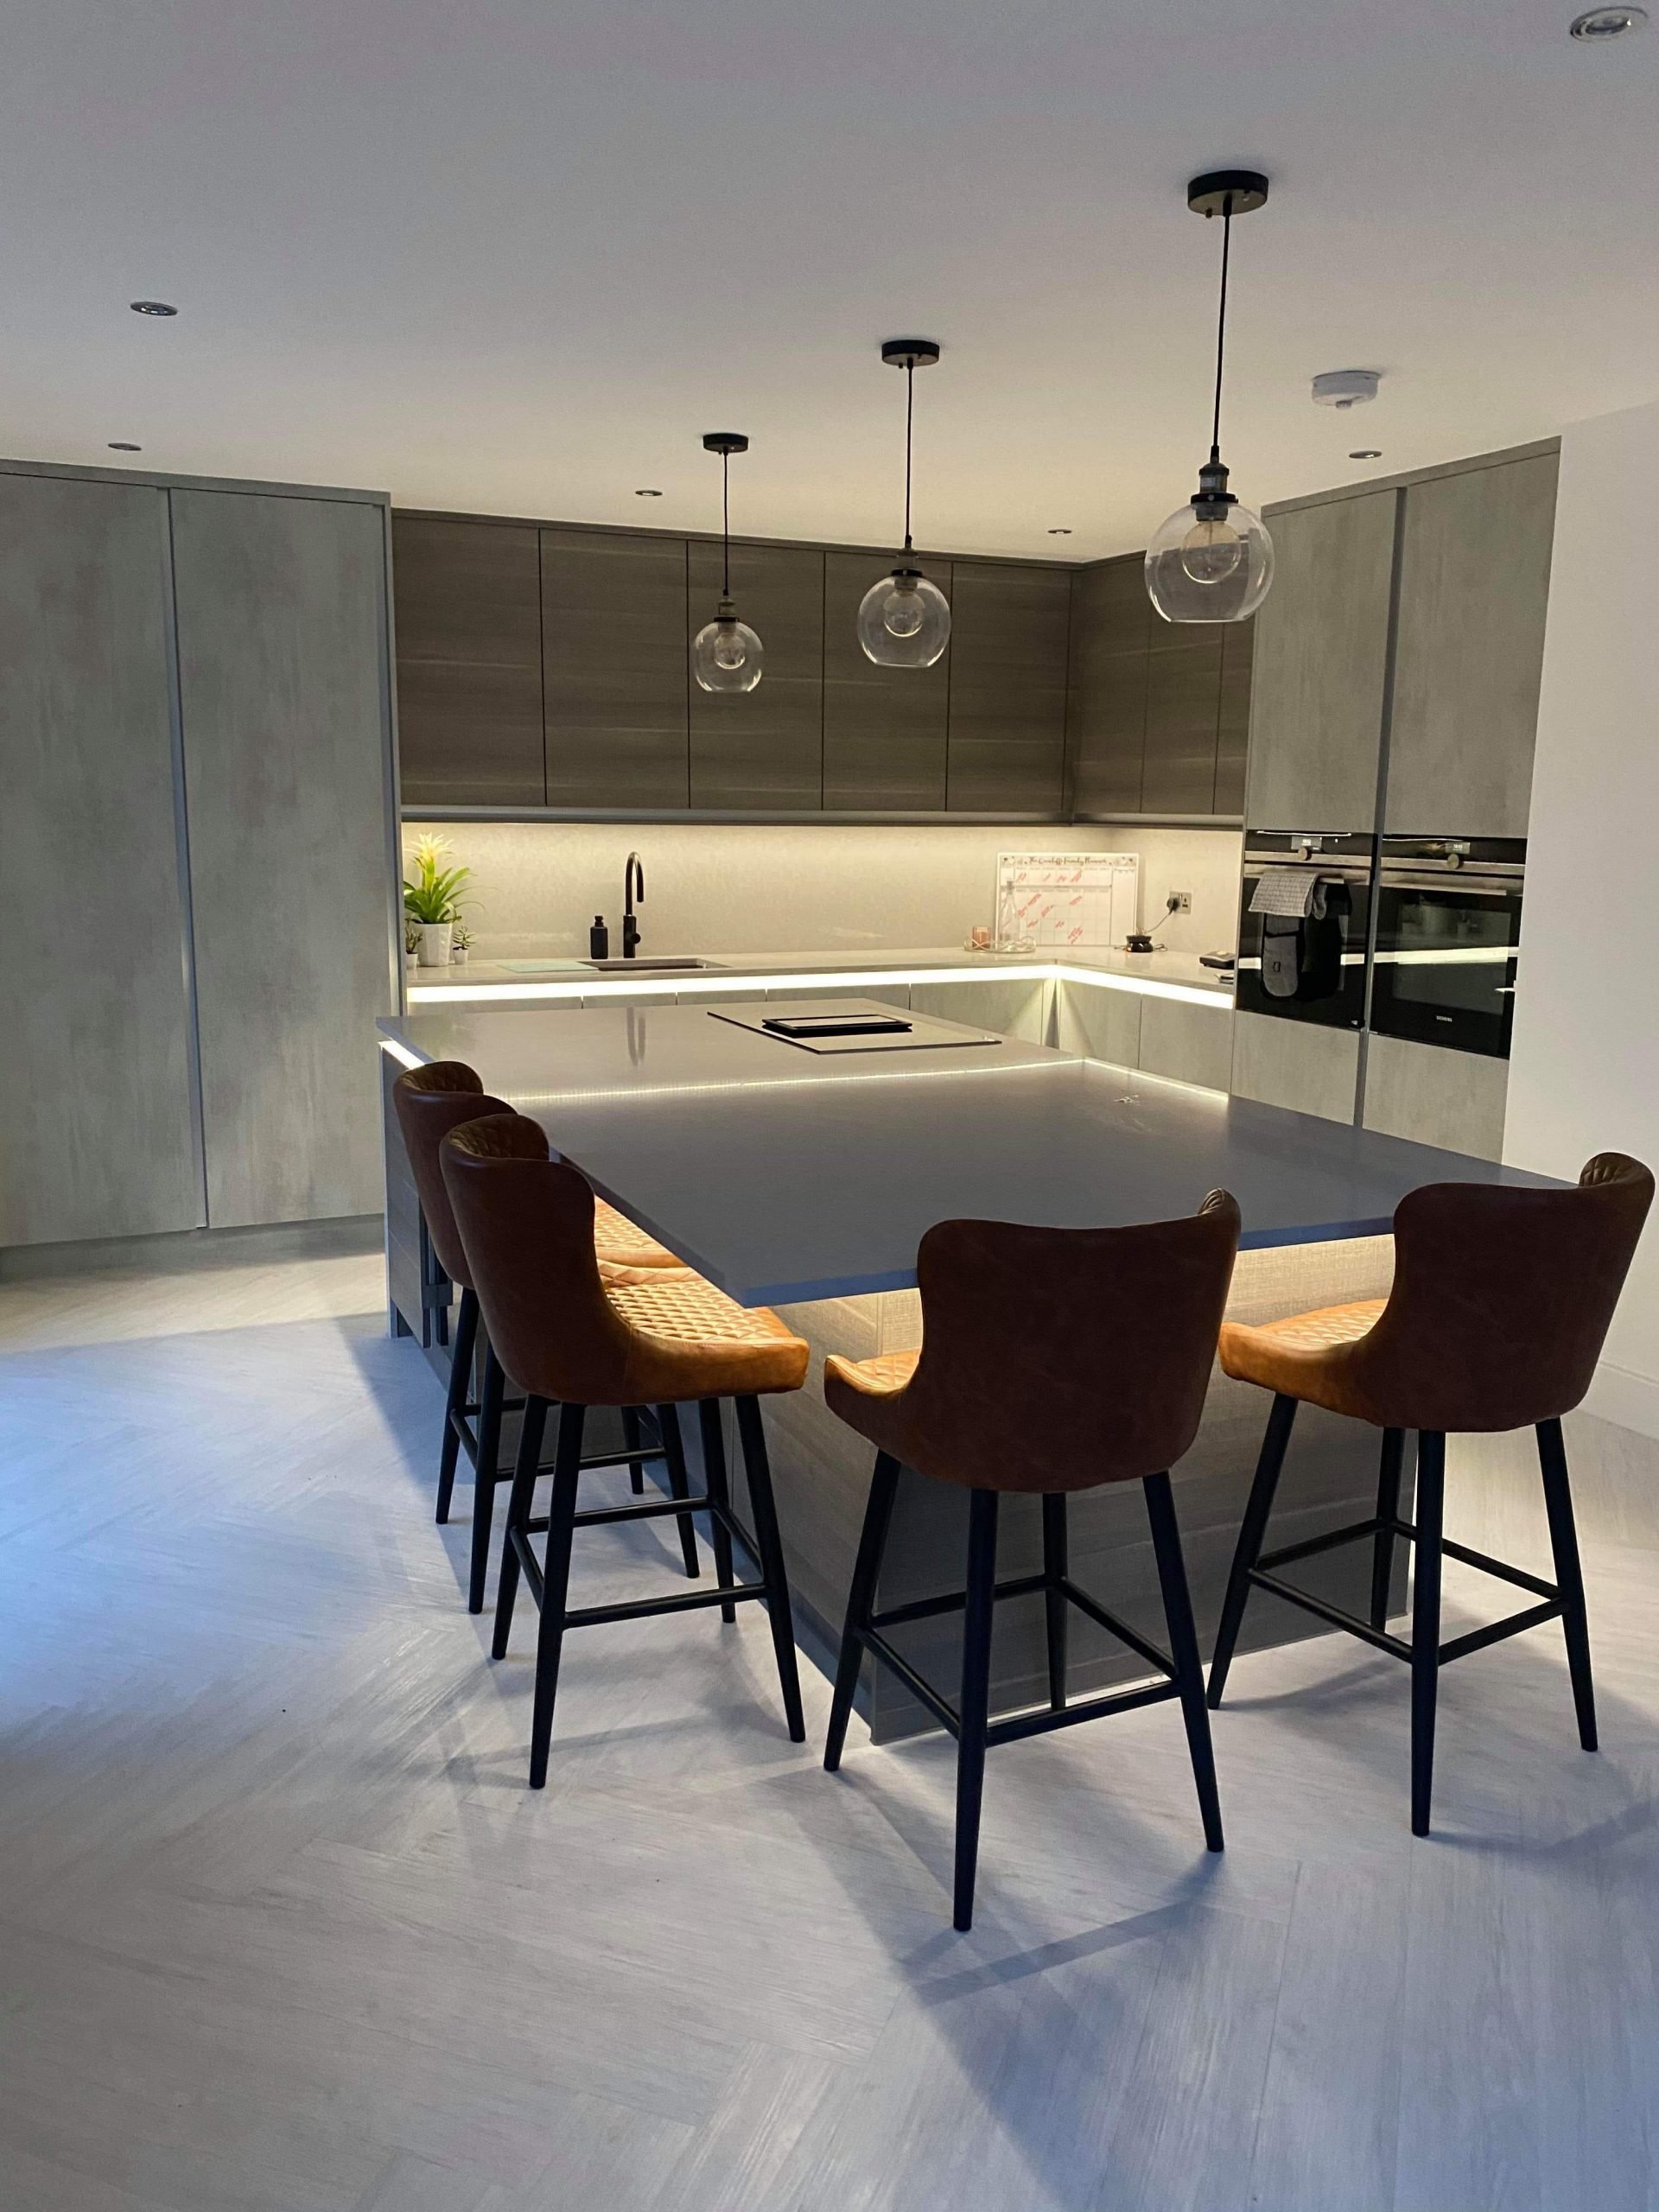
xmin=404 ymin=958 xmax=1228 ymax=1012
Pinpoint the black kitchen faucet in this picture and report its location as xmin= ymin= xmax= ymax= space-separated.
xmin=622 ymin=850 xmax=645 ymax=959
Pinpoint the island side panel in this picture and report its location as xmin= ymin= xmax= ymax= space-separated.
xmin=766 ymin=1234 xmax=1402 ymax=1742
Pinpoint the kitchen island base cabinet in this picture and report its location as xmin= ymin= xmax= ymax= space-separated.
xmin=1362 ymin=1033 xmax=1510 ymax=1162
xmin=1231 ymin=1012 xmax=1361 ymax=1126
xmin=765 ymin=1234 xmax=1402 ymax=1741
xmin=1137 ymin=999 xmax=1233 ymax=1091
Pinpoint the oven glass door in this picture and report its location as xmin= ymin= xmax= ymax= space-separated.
xmin=1235 ymin=869 xmax=1371 ymax=1029
xmin=1370 ymin=875 xmax=1521 ymax=1057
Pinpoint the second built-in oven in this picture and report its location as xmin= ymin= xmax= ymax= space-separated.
xmin=1370 ymin=837 xmax=1524 ymax=1058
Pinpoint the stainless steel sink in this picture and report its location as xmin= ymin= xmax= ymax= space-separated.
xmin=582 ymin=957 xmax=725 ymax=973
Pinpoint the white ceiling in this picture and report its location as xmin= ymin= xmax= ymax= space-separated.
xmin=3 ymin=0 xmax=1656 ymax=559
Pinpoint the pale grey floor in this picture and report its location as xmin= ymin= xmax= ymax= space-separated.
xmin=3 ymin=1248 xmax=1658 ymax=2211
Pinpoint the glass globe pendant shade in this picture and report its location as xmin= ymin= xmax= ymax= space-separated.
xmin=856 ymin=567 xmax=951 ymax=667
xmin=693 ymin=600 xmax=764 ymax=694
xmin=1145 ymin=465 xmax=1274 ymax=625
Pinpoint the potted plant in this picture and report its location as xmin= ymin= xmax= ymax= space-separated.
xmin=404 ymin=918 xmax=419 ymax=972
xmin=451 ymin=922 xmax=473 ymax=968
xmin=403 ymin=833 xmax=472 ymax=967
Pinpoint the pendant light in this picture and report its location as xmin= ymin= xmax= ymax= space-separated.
xmin=1146 ymin=170 xmax=1274 ymax=625
xmin=693 ymin=432 xmax=764 ymax=693
xmin=857 ymin=340 xmax=951 ymax=667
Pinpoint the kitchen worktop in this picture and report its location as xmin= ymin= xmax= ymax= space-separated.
xmin=378 ymin=998 xmax=1555 ymax=1304
xmin=404 ymin=941 xmax=1233 ymax=1005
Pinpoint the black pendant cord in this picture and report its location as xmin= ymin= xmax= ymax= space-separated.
xmin=721 ymin=449 xmax=731 ymax=599
xmin=903 ymin=359 xmax=915 ymax=555
xmin=1210 ymin=199 xmax=1233 ymax=465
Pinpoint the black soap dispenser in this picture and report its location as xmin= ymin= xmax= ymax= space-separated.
xmin=588 ymin=914 xmax=610 ymax=959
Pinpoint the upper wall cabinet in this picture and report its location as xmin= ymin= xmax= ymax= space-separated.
xmin=392 ymin=516 xmax=544 ymax=808
xmin=1385 ymin=452 xmax=1558 ymax=838
xmin=1068 ymin=552 xmax=1253 ymax=818
xmin=543 ymin=530 xmax=690 ymax=808
xmin=688 ymin=541 xmax=824 ymax=809
xmin=947 ymin=563 xmax=1071 ymax=812
xmin=1245 ymin=488 xmax=1398 ymax=834
xmin=823 ymin=550 xmax=951 ymax=809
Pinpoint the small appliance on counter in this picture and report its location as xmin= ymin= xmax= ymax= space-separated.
xmin=1370 ymin=836 xmax=1524 ymax=1058
xmin=1236 ymin=831 xmax=1376 ymax=1029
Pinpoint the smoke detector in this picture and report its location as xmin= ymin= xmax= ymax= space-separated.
xmin=1312 ymin=368 xmax=1381 ymax=410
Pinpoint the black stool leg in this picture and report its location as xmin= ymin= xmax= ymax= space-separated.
xmin=954 ymin=1489 xmax=1000 ymax=1932
xmin=1371 ymin=1427 xmax=1406 ymax=1631
xmin=467 ymin=1349 xmax=507 ymax=1616
xmin=1042 ymin=1493 xmax=1069 ymax=1713
xmin=697 ymin=1399 xmax=738 ymax=1625
xmin=655 ymin=1403 xmax=702 ymax=1580
xmin=435 ymin=1287 xmax=478 ymax=1525
xmin=824 ymin=1452 xmax=900 ymax=1771
xmin=1537 ymin=1417 xmax=1598 ymax=1752
xmin=490 ymin=1385 xmax=543 ymax=1659
xmin=622 ymin=1404 xmax=646 ymax=1497
xmin=529 ymin=1402 xmax=586 ymax=1789
xmin=1208 ymin=1392 xmax=1299 ymax=1707
xmin=1145 ymin=1471 xmax=1224 ymax=1853
xmin=1410 ymin=1429 xmax=1446 ymax=1837
xmin=734 ymin=1395 xmax=806 ymax=1744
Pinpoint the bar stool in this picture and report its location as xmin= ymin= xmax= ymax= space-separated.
xmin=1207 ymin=1153 xmax=1653 ymax=1835
xmin=821 ymin=1192 xmax=1241 ymax=1931
xmin=441 ymin=1111 xmax=811 ymax=1786
xmin=391 ymin=1060 xmax=684 ymax=1611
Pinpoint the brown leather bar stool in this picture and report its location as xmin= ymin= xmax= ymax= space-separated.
xmin=821 ymin=1192 xmax=1241 ymax=1931
xmin=441 ymin=1112 xmax=811 ymax=1787
xmin=391 ymin=1060 xmax=684 ymax=1611
xmin=1207 ymin=1154 xmax=1653 ymax=1836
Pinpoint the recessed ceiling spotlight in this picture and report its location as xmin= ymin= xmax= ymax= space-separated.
xmin=1569 ymin=5 xmax=1648 ymax=37
xmin=108 ymin=441 xmax=142 ymax=452
xmin=1047 ymin=527 xmax=1073 ymax=536
xmin=634 ymin=486 xmax=663 ymax=498
xmin=130 ymin=299 xmax=177 ymax=316
xmin=1350 ymin=449 xmax=1383 ymax=461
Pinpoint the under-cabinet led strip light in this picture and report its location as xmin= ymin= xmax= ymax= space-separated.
xmin=405 ymin=959 xmax=1228 ymax=1012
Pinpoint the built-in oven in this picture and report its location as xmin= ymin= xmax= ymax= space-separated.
xmin=1236 ymin=831 xmax=1376 ymax=1030
xmin=1370 ymin=836 xmax=1524 ymax=1058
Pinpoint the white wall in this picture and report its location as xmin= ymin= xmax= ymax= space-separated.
xmin=408 ymin=819 xmax=1243 ymax=964
xmin=1504 ymin=397 xmax=1659 ymax=1437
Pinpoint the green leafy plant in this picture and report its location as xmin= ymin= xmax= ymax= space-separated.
xmin=452 ymin=922 xmax=473 ymax=951
xmin=404 ymin=833 xmax=471 ymax=925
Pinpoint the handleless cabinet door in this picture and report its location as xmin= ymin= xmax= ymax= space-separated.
xmin=1141 ymin=628 xmax=1224 ymax=815
xmin=1212 ymin=617 xmax=1255 ymax=817
xmin=1385 ymin=453 xmax=1558 ymax=838
xmin=688 ymin=541 xmax=823 ymax=807
xmin=946 ymin=563 xmax=1071 ymax=812
xmin=0 ymin=474 xmax=200 ymax=1244
xmin=392 ymin=515 xmax=544 ymax=806
xmin=543 ymin=530 xmax=689 ymax=807
xmin=172 ymin=490 xmax=397 ymax=1228
xmin=1067 ymin=556 xmax=1148 ymax=816
xmin=1245 ymin=489 xmax=1398 ymax=833
xmin=822 ymin=550 xmax=951 ymax=809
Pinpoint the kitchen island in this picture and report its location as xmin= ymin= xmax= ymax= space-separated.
xmin=378 ymin=997 xmax=1558 ymax=1738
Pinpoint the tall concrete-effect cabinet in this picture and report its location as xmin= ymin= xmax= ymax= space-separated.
xmin=0 ymin=461 xmax=399 ymax=1249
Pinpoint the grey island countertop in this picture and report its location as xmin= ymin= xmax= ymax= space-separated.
xmin=379 ymin=998 xmax=1557 ymax=1305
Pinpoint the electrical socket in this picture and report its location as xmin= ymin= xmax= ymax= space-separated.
xmin=1169 ymin=891 xmax=1192 ymax=913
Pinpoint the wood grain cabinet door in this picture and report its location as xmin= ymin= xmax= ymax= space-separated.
xmin=1245 ymin=489 xmax=1398 ymax=834
xmin=543 ymin=530 xmax=690 ymax=808
xmin=1067 ymin=555 xmax=1149 ymax=817
xmin=0 ymin=473 xmax=200 ymax=1244
xmin=1141 ymin=627 xmax=1225 ymax=816
xmin=688 ymin=541 xmax=824 ymax=808
xmin=172 ymin=490 xmax=397 ymax=1229
xmin=823 ymin=550 xmax=951 ymax=810
xmin=946 ymin=563 xmax=1071 ymax=812
xmin=1385 ymin=453 xmax=1558 ymax=838
xmin=391 ymin=516 xmax=544 ymax=807
xmin=1212 ymin=618 xmax=1255 ymax=817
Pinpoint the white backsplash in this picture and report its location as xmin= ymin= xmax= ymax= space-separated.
xmin=408 ymin=820 xmax=1243 ymax=962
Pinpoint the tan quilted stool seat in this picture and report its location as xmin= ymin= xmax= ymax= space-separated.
xmin=1217 ymin=1299 xmax=1385 ymax=1418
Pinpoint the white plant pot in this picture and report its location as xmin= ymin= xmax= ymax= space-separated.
xmin=451 ymin=946 xmax=469 ymax=966
xmin=417 ymin=921 xmax=454 ymax=967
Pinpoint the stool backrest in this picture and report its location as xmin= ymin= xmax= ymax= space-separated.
xmin=893 ymin=1191 xmax=1241 ymax=1492
xmin=440 ymin=1113 xmax=634 ymax=1402
xmin=391 ymin=1061 xmax=513 ymax=1289
xmin=1347 ymin=1152 xmax=1653 ymax=1433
